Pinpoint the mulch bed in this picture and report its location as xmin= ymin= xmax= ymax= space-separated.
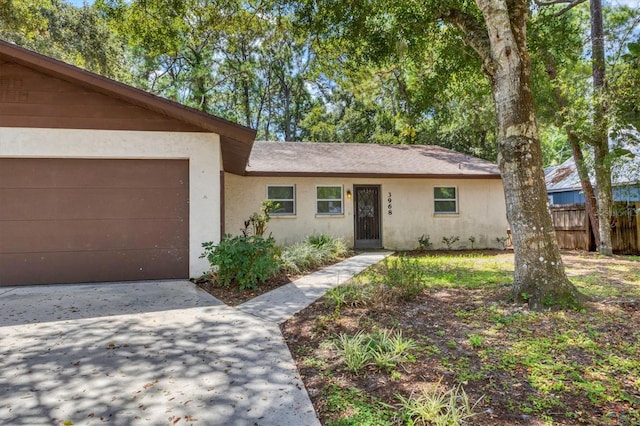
xmin=194 ymin=250 xmax=509 ymax=306
xmin=193 ymin=273 xmax=294 ymax=306
xmin=281 ymin=288 xmax=529 ymax=425
xmin=192 ymin=255 xmax=352 ymax=306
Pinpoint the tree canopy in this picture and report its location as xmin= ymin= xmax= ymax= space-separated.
xmin=2 ymin=0 xmax=637 ymax=159
xmin=2 ymin=0 xmax=638 ymax=307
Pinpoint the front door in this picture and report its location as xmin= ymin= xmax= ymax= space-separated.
xmin=354 ymin=185 xmax=381 ymax=249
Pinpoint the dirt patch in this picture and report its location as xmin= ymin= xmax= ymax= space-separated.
xmin=283 ymin=289 xmax=537 ymax=425
xmin=281 ymin=250 xmax=640 ymax=425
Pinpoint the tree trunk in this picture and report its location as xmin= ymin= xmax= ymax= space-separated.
xmin=283 ymin=83 xmax=293 ymax=141
xmin=240 ymin=44 xmax=253 ymax=128
xmin=475 ymin=0 xmax=583 ymax=309
xmin=568 ymin=131 xmax=600 ymax=248
xmin=590 ymin=0 xmax=614 ymax=255
xmin=542 ymin=51 xmax=600 ymax=247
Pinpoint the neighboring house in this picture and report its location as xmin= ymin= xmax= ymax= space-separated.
xmin=0 ymin=41 xmax=508 ymax=287
xmin=544 ymin=139 xmax=640 ymax=254
xmin=225 ymin=141 xmax=508 ymax=250
xmin=545 ymin=140 xmax=640 ymax=205
xmin=0 ymin=40 xmax=255 ymax=286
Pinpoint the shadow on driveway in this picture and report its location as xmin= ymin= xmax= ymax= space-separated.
xmin=0 ymin=282 xmax=318 ymax=425
xmin=0 ymin=281 xmax=221 ymax=327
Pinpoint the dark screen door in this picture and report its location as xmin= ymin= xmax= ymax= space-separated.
xmin=354 ymin=185 xmax=381 ymax=249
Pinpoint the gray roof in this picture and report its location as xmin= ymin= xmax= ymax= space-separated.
xmin=545 ymin=158 xmax=582 ymax=192
xmin=245 ymin=141 xmax=501 ymax=178
xmin=545 ymin=134 xmax=640 ymax=193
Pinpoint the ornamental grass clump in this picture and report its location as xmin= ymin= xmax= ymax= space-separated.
xmin=280 ymin=234 xmax=349 ymax=274
xmin=372 ymin=256 xmax=426 ymax=301
xmin=327 ymin=256 xmax=426 ymax=310
xmin=398 ymin=379 xmax=481 ymax=426
xmin=335 ymin=329 xmax=416 ymax=374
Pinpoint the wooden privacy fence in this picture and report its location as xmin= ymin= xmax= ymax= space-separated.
xmin=549 ymin=202 xmax=640 ymax=254
xmin=549 ymin=204 xmax=591 ymax=251
xmin=612 ymin=203 xmax=639 ymax=254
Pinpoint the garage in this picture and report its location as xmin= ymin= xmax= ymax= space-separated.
xmin=0 ymin=158 xmax=189 ymax=286
xmin=0 ymin=41 xmax=256 ymax=286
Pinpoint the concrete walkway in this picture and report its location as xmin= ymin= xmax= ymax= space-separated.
xmin=0 ymin=252 xmax=391 ymax=425
xmin=239 ymin=252 xmax=391 ymax=324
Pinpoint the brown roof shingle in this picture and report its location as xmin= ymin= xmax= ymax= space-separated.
xmin=245 ymin=141 xmax=501 ymax=178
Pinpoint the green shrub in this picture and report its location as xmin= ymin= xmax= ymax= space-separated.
xmin=307 ymin=233 xmax=333 ymax=247
xmin=280 ymin=243 xmax=325 ymax=274
xmin=369 ymin=329 xmax=417 ymax=372
xmin=307 ymin=233 xmax=349 ymax=257
xmin=201 ymin=234 xmax=280 ymax=291
xmin=496 ymin=236 xmax=508 ymax=250
xmin=327 ymin=256 xmax=425 ymax=310
xmin=373 ymin=256 xmax=425 ymax=301
xmin=338 ymin=331 xmax=371 ymax=373
xmin=442 ymin=235 xmax=460 ymax=249
xmin=241 ymin=200 xmax=279 ymax=237
xmin=418 ymin=234 xmax=433 ymax=250
xmin=325 ymin=284 xmax=368 ymax=310
xmin=468 ymin=236 xmax=476 ymax=249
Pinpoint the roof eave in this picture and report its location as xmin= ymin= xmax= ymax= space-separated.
xmin=244 ymin=171 xmax=502 ymax=179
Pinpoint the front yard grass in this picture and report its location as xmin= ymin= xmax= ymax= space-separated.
xmin=281 ymin=251 xmax=640 ymax=425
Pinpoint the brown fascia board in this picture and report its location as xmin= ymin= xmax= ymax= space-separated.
xmin=244 ymin=171 xmax=503 ymax=179
xmin=0 ymin=40 xmax=255 ymax=173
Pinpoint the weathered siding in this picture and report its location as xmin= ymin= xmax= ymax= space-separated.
xmin=0 ymin=60 xmax=202 ymax=132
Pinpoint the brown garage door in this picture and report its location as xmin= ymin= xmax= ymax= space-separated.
xmin=0 ymin=158 xmax=189 ymax=286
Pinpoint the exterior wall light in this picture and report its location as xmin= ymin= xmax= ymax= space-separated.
xmin=346 ymin=190 xmax=352 ymax=199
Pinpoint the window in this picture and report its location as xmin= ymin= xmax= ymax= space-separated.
xmin=267 ymin=185 xmax=295 ymax=215
xmin=434 ymin=187 xmax=458 ymax=214
xmin=316 ymin=185 xmax=343 ymax=215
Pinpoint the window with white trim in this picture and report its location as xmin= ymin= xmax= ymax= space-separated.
xmin=267 ymin=185 xmax=295 ymax=215
xmin=434 ymin=186 xmax=458 ymax=214
xmin=316 ymin=185 xmax=343 ymax=215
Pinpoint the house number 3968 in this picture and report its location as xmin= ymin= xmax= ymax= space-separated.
xmin=387 ymin=192 xmax=392 ymax=215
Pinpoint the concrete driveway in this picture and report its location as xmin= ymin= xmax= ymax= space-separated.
xmin=0 ymin=281 xmax=318 ymax=425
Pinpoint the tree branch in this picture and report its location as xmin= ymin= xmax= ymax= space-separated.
xmin=552 ymin=0 xmax=587 ymax=17
xmin=536 ymin=0 xmax=587 ymax=17
xmin=440 ymin=9 xmax=495 ymax=76
xmin=533 ymin=0 xmax=575 ymax=6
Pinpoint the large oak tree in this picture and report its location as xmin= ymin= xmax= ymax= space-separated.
xmin=300 ymin=0 xmax=585 ymax=308
xmin=457 ymin=0 xmax=583 ymax=308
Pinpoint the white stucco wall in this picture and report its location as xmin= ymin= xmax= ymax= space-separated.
xmin=0 ymin=128 xmax=221 ymax=277
xmin=225 ymin=174 xmax=508 ymax=250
